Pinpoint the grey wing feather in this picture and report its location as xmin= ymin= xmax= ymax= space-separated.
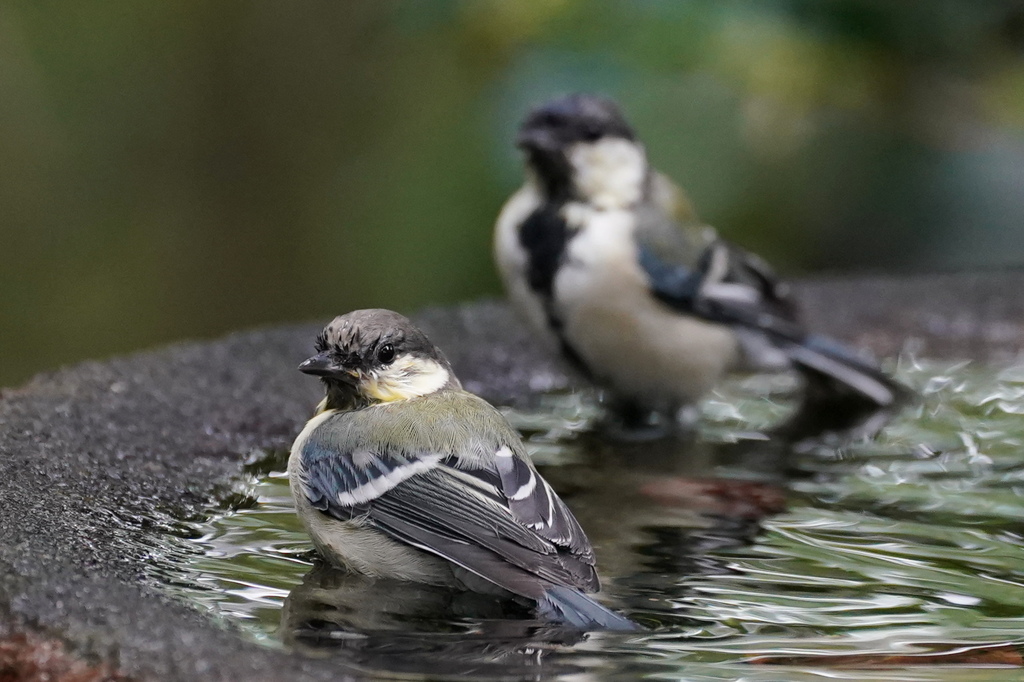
xmin=370 ymin=469 xmax=599 ymax=593
xmin=634 ymin=202 xmax=800 ymax=331
xmin=488 ymin=448 xmax=592 ymax=556
xmin=634 ymin=201 xmax=905 ymax=409
xmin=364 ymin=506 xmax=553 ymax=600
xmin=299 ymin=429 xmax=440 ymax=511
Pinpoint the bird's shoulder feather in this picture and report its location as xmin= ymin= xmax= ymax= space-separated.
xmin=648 ymin=171 xmax=698 ymax=224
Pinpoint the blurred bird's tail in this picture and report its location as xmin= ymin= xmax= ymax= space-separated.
xmin=540 ymin=586 xmax=640 ymax=631
xmin=787 ymin=334 xmax=903 ymax=407
xmin=776 ymin=334 xmax=911 ymax=440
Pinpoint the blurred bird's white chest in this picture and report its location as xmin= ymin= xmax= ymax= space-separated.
xmin=493 ymin=183 xmax=559 ymax=350
xmin=556 ymin=206 xmax=644 ymax=297
xmin=554 ymin=206 xmax=739 ymax=406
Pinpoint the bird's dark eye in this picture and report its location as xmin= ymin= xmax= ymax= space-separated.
xmin=376 ymin=343 xmax=396 ymax=365
xmin=581 ymin=124 xmax=602 ymax=142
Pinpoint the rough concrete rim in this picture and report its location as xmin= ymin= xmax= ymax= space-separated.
xmin=3 ymin=270 xmax=1024 ymax=681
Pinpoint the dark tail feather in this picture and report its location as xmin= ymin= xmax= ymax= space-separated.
xmin=786 ymin=334 xmax=905 ymax=407
xmin=539 ymin=586 xmax=640 ymax=631
xmin=776 ymin=334 xmax=912 ymax=441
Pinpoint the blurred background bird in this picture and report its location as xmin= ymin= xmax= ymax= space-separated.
xmin=495 ymin=93 xmax=908 ymax=438
xmin=289 ymin=309 xmax=637 ymax=630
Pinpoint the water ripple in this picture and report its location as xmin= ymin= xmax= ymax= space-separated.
xmin=152 ymin=355 xmax=1024 ymax=678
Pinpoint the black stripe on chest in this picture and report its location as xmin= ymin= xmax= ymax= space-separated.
xmin=518 ymin=203 xmax=575 ymax=300
xmin=517 ymin=204 xmax=592 ymax=376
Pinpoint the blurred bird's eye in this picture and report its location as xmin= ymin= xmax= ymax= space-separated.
xmin=377 ymin=343 xmax=396 ymax=365
xmin=581 ymin=125 xmax=602 ymax=142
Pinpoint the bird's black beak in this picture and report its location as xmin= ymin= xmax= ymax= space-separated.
xmin=298 ymin=351 xmax=358 ymax=382
xmin=516 ymin=126 xmax=559 ymax=153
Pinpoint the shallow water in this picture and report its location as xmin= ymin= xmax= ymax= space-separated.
xmin=159 ymin=357 xmax=1024 ymax=680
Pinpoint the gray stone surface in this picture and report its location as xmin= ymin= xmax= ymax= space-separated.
xmin=796 ymin=270 xmax=1024 ymax=361
xmin=1 ymin=271 xmax=1023 ymax=681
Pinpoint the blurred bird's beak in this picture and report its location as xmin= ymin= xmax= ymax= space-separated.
xmin=516 ymin=126 xmax=559 ymax=153
xmin=298 ymin=352 xmax=358 ymax=382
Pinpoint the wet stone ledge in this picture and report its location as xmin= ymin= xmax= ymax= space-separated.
xmin=1 ymin=269 xmax=1023 ymax=682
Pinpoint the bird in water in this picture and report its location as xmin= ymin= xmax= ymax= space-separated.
xmin=288 ymin=309 xmax=637 ymax=630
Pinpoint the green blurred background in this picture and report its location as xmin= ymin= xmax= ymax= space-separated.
xmin=4 ymin=0 xmax=1024 ymax=388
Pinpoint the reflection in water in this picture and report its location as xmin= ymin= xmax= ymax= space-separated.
xmin=160 ymin=358 xmax=1024 ymax=679
xmin=529 ymin=432 xmax=790 ymax=626
xmin=280 ymin=563 xmax=587 ymax=677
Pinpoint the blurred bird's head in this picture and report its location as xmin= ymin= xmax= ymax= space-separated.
xmin=300 ymin=309 xmax=460 ymax=410
xmin=517 ymin=93 xmax=647 ymax=208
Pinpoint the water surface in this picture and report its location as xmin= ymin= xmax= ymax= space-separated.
xmin=159 ymin=357 xmax=1024 ymax=680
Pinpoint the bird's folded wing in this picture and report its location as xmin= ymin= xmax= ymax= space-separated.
xmin=636 ymin=214 xmax=802 ymax=341
xmin=370 ymin=468 xmax=599 ymax=593
xmin=297 ymin=427 xmax=599 ymax=594
xmin=447 ymin=447 xmax=593 ymax=556
xmin=636 ymin=222 xmax=905 ymax=407
xmin=298 ymin=434 xmax=444 ymax=510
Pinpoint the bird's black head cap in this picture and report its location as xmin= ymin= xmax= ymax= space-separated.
xmin=300 ymin=309 xmax=458 ymax=408
xmin=308 ymin=309 xmax=448 ymax=373
xmin=517 ymin=93 xmax=636 ymax=198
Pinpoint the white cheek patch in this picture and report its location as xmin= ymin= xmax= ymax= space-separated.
xmin=364 ymin=355 xmax=450 ymax=402
xmin=568 ymin=138 xmax=647 ymax=210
